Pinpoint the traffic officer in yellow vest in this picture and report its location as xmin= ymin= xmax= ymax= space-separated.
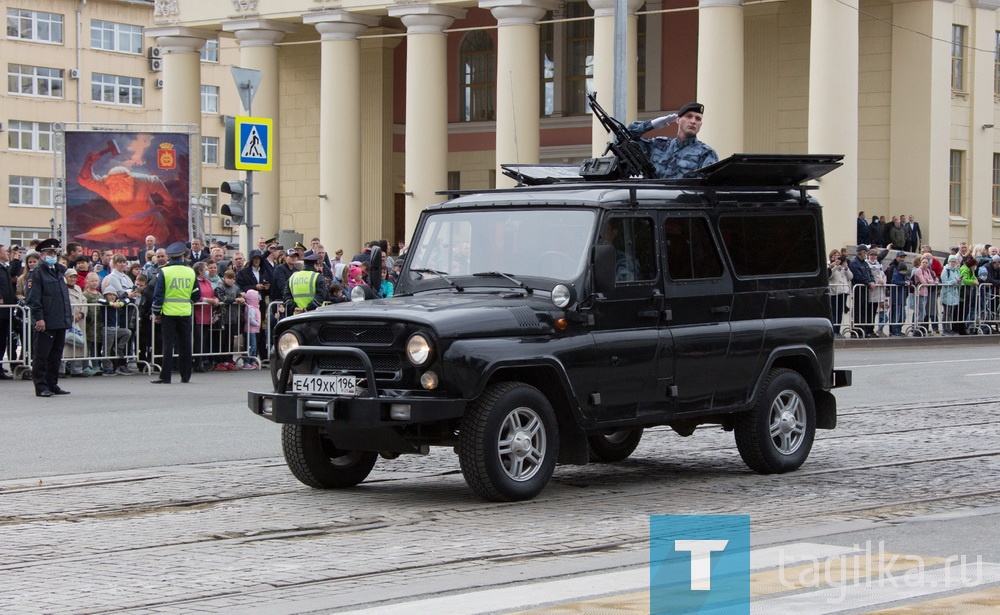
xmin=288 ymin=253 xmax=329 ymax=314
xmin=150 ymin=242 xmax=201 ymax=384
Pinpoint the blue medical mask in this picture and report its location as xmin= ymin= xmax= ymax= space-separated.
xmin=43 ymin=256 xmax=57 ymax=266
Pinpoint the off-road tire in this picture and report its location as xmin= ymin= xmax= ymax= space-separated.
xmin=735 ymin=368 xmax=816 ymax=474
xmin=587 ymin=428 xmax=644 ymax=462
xmin=459 ymin=382 xmax=559 ymax=502
xmin=281 ymin=424 xmax=377 ymax=489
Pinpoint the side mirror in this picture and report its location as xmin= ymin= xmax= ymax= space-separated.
xmin=592 ymin=244 xmax=616 ymax=296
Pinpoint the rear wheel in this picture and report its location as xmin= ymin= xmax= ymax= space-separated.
xmin=281 ymin=424 xmax=377 ymax=488
xmin=588 ymin=428 xmax=643 ymax=462
xmin=459 ymin=382 xmax=559 ymax=502
xmin=735 ymin=369 xmax=816 ymax=474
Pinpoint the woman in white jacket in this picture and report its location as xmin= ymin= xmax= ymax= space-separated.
xmin=827 ymin=249 xmax=853 ymax=336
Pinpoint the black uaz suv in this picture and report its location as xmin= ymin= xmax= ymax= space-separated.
xmin=248 ymin=154 xmax=852 ymax=501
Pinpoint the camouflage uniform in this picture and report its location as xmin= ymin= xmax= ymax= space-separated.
xmin=626 ymin=120 xmax=718 ymax=179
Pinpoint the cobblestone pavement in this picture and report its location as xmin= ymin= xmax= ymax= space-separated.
xmin=3 ymin=397 xmax=1000 ymax=614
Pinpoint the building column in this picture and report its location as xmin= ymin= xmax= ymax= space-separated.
xmin=588 ymin=0 xmax=643 ymax=155
xmin=303 ymin=12 xmax=379 ymax=259
xmin=146 ymin=27 xmax=212 ymax=127
xmin=222 ymin=19 xmax=296 ymax=244
xmin=361 ymin=31 xmax=403 ymax=248
xmin=889 ymin=1 xmax=952 ymax=249
xmin=969 ymin=4 xmax=999 ymax=242
xmin=697 ymin=0 xmax=744 ymax=158
xmin=387 ymin=4 xmax=466 ymax=242
xmin=482 ymin=0 xmax=556 ymax=187
xmin=809 ymin=0 xmax=858 ymax=250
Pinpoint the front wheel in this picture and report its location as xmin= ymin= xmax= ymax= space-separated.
xmin=459 ymin=382 xmax=559 ymax=502
xmin=735 ymin=369 xmax=816 ymax=474
xmin=281 ymin=424 xmax=377 ymax=488
xmin=588 ymin=428 xmax=644 ymax=462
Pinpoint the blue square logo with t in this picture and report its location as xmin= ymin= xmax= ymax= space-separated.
xmin=650 ymin=515 xmax=750 ymax=614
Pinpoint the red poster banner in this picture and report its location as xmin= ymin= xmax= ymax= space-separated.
xmin=64 ymin=131 xmax=190 ymax=260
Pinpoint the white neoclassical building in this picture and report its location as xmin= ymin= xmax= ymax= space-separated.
xmin=6 ymin=0 xmax=1000 ymax=254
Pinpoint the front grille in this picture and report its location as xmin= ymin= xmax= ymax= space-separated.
xmin=319 ymin=325 xmax=396 ymax=345
xmin=316 ymin=354 xmax=402 ymax=375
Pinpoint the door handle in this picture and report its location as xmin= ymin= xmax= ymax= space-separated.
xmin=710 ymin=305 xmax=731 ymax=314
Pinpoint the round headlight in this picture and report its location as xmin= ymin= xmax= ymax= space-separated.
xmin=551 ymin=284 xmax=572 ymax=309
xmin=406 ymin=333 xmax=432 ymax=366
xmin=351 ymin=285 xmax=368 ymax=302
xmin=277 ymin=331 xmax=300 ymax=359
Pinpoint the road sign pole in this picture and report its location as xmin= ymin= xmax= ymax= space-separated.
xmin=245 ymin=88 xmax=254 ymax=251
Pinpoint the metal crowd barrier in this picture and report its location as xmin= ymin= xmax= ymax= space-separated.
xmin=839 ymin=281 xmax=998 ymax=338
xmin=63 ymin=301 xmax=146 ymax=375
xmin=149 ymin=299 xmax=251 ymax=372
xmin=0 ymin=303 xmax=32 ymax=378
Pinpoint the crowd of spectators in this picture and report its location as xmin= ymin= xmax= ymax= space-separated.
xmin=1 ymin=234 xmax=406 ymax=379
xmin=832 ymin=232 xmax=1000 ymax=338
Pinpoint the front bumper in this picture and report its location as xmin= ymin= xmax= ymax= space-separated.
xmin=247 ymin=389 xmax=467 ymax=427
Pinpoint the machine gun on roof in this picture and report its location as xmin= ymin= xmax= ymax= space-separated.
xmin=582 ymin=92 xmax=657 ymax=180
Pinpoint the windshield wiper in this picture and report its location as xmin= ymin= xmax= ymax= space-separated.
xmin=409 ymin=268 xmax=464 ymax=292
xmin=472 ymin=271 xmax=532 ymax=294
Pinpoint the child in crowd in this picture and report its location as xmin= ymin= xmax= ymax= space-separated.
xmin=243 ymin=289 xmax=261 ymax=370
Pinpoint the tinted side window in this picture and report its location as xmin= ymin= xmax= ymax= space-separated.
xmin=601 ymin=217 xmax=656 ymax=283
xmin=664 ymin=217 xmax=724 ymax=280
xmin=719 ymin=214 xmax=819 ymax=276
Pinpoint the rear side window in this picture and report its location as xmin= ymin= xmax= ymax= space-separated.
xmin=719 ymin=213 xmax=819 ymax=276
xmin=663 ymin=217 xmax=724 ymax=280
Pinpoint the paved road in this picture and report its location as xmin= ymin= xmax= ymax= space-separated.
xmin=2 ymin=342 xmax=1000 ymax=614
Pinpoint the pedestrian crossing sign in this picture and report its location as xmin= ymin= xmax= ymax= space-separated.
xmin=234 ymin=116 xmax=272 ymax=171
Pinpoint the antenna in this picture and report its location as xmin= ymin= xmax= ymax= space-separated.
xmin=509 ymin=71 xmax=522 ymax=186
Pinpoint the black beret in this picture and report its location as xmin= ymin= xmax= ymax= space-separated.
xmin=678 ymin=102 xmax=704 ymax=117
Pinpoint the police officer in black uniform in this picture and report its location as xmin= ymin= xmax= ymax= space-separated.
xmin=25 ymin=238 xmax=73 ymax=397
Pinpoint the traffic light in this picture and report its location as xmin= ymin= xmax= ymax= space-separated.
xmin=220 ymin=180 xmax=246 ymax=225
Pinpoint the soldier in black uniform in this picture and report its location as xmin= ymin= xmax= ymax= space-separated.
xmin=25 ymin=238 xmax=73 ymax=397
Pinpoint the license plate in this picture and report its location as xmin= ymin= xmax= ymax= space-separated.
xmin=291 ymin=374 xmax=357 ymax=396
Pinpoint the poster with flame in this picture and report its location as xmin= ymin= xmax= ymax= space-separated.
xmin=64 ymin=131 xmax=190 ymax=259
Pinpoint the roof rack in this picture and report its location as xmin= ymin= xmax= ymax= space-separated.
xmin=499 ymin=154 xmax=843 ymax=188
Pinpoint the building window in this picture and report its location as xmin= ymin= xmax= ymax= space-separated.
xmin=91 ymin=19 xmax=143 ymax=54
xmin=8 ymin=120 xmax=54 ymax=152
xmin=7 ymin=64 xmax=63 ymax=97
xmin=202 ymin=187 xmax=218 ymax=215
xmin=9 ymin=228 xmax=48 ymax=245
xmin=447 ymin=171 xmax=461 ymax=192
xmin=994 ymin=153 xmax=1000 ymax=217
xmin=9 ymin=176 xmax=54 ymax=207
xmin=200 ymin=39 xmax=219 ymax=62
xmin=458 ymin=31 xmax=496 ymax=122
xmin=6 ymin=8 xmax=63 ymax=44
xmin=91 ymin=73 xmax=143 ymax=106
xmin=952 ymin=25 xmax=966 ymax=92
xmin=950 ymin=150 xmax=964 ymax=215
xmin=541 ymin=14 xmax=554 ymax=117
xmin=201 ymin=137 xmax=219 ymax=165
xmin=201 ymin=85 xmax=219 ymax=114
xmin=995 ymin=32 xmax=1000 ymax=97
xmin=564 ymin=0 xmax=594 ymax=115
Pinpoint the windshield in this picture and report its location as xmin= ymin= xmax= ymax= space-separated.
xmin=405 ymin=208 xmax=596 ymax=283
